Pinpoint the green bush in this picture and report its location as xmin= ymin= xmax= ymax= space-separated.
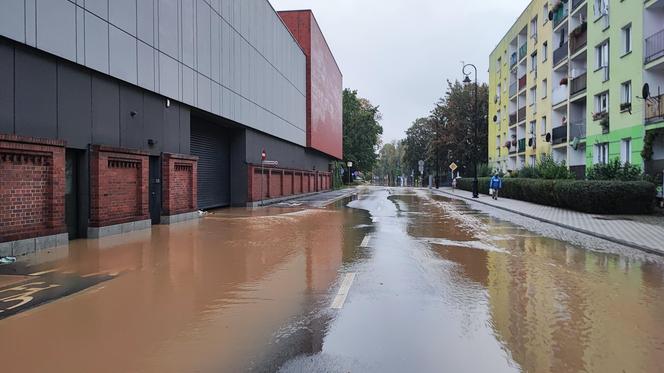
xmin=586 ymin=158 xmax=643 ymax=181
xmin=456 ymin=177 xmax=656 ymax=214
xmin=513 ymin=155 xmax=574 ymax=180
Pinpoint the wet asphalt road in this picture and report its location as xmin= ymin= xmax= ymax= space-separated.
xmin=1 ymin=187 xmax=664 ymax=372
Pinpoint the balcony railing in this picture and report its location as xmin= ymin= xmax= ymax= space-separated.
xmin=509 ymin=82 xmax=518 ymax=97
xmin=645 ymin=29 xmax=664 ymax=64
xmin=570 ymin=73 xmax=587 ymax=95
xmin=517 ymin=106 xmax=526 ymax=123
xmin=570 ymin=26 xmax=587 ymax=54
xmin=519 ymin=44 xmax=527 ymax=61
xmin=518 ymin=138 xmax=526 ymax=153
xmin=509 ymin=112 xmax=518 ymax=125
xmin=552 ymin=126 xmax=568 ymax=145
xmin=553 ymin=86 xmax=568 ymax=105
xmin=570 ymin=120 xmax=586 ymax=139
xmin=553 ymin=4 xmax=569 ymax=28
xmin=553 ymin=41 xmax=568 ymax=66
xmin=510 ymin=52 xmax=518 ymax=68
xmin=572 ymin=0 xmax=585 ymax=10
xmin=646 ymin=94 xmax=664 ymax=124
xmin=518 ymin=75 xmax=527 ymax=91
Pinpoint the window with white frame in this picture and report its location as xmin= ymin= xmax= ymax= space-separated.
xmin=594 ymin=0 xmax=609 ymax=19
xmin=542 ymin=79 xmax=548 ymax=98
xmin=543 ymin=4 xmax=549 ymax=24
xmin=595 ymin=92 xmax=609 ymax=114
xmin=540 ymin=116 xmax=547 ymax=135
xmin=496 ymin=135 xmax=501 ymax=148
xmin=530 ymin=53 xmax=538 ymax=71
xmin=530 ymin=155 xmax=536 ymax=167
xmin=531 ymin=17 xmax=538 ymax=37
xmin=621 ymin=81 xmax=632 ymax=105
xmin=529 ymin=120 xmax=536 ymax=135
xmin=621 ymin=138 xmax=632 ymax=164
xmin=594 ymin=143 xmax=609 ymax=164
xmin=622 ymin=24 xmax=632 ymax=54
xmin=596 ymin=41 xmax=609 ymax=69
xmin=530 ymin=87 xmax=537 ymax=105
xmin=542 ymin=42 xmax=548 ymax=62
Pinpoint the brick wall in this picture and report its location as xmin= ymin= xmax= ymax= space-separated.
xmin=247 ymin=165 xmax=332 ymax=202
xmin=0 ymin=135 xmax=66 ymax=243
xmin=89 ymin=145 xmax=149 ymax=228
xmin=162 ymin=153 xmax=198 ymax=216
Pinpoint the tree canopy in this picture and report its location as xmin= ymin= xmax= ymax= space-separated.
xmin=343 ymin=89 xmax=383 ymax=172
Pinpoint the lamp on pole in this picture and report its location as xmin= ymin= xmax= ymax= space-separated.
xmin=346 ymin=161 xmax=353 ymax=185
xmin=463 ymin=63 xmax=480 ymax=198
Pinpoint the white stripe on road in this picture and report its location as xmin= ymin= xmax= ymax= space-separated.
xmin=360 ymin=235 xmax=371 ymax=248
xmin=28 ymin=269 xmax=60 ymax=276
xmin=330 ymin=272 xmax=356 ymax=309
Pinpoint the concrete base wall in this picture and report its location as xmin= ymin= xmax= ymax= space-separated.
xmin=160 ymin=212 xmax=200 ymax=225
xmin=0 ymin=233 xmax=68 ymax=257
xmin=87 ymin=219 xmax=152 ymax=239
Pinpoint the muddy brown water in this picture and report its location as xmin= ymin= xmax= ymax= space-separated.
xmin=1 ymin=188 xmax=663 ymax=372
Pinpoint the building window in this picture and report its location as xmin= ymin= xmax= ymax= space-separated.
xmin=542 ymin=79 xmax=548 ymax=99
xmin=621 ymin=81 xmax=632 ymax=105
xmin=530 ymin=53 xmax=538 ymax=71
xmin=530 ymin=155 xmax=537 ymax=167
xmin=621 ymin=138 xmax=632 ymax=164
xmin=541 ymin=116 xmax=547 ymax=135
xmin=496 ymin=135 xmax=501 ymax=148
xmin=594 ymin=0 xmax=609 ymax=19
xmin=595 ymin=92 xmax=609 ymax=114
xmin=530 ymin=87 xmax=537 ymax=105
xmin=542 ymin=42 xmax=548 ymax=62
xmin=595 ymin=143 xmax=609 ymax=164
xmin=622 ymin=24 xmax=632 ymax=55
xmin=543 ymin=4 xmax=549 ymax=24
xmin=596 ymin=41 xmax=609 ymax=69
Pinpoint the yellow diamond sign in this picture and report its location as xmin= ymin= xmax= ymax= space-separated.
xmin=449 ymin=162 xmax=458 ymax=172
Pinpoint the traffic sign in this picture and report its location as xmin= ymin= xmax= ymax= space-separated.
xmin=261 ymin=160 xmax=278 ymax=166
xmin=449 ymin=162 xmax=458 ymax=171
xmin=418 ymin=160 xmax=425 ymax=167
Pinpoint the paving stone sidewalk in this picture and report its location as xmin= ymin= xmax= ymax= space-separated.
xmin=433 ymin=187 xmax=664 ymax=255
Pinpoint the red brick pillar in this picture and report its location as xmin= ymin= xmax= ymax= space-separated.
xmin=162 ymin=153 xmax=198 ymax=217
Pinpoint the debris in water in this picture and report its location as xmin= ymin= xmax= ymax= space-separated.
xmin=0 ymin=256 xmax=17 ymax=265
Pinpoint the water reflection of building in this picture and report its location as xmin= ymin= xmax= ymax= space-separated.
xmin=485 ymin=233 xmax=664 ymax=373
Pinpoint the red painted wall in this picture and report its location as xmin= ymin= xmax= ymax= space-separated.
xmin=247 ymin=165 xmax=332 ymax=202
xmin=278 ymin=11 xmax=343 ymax=160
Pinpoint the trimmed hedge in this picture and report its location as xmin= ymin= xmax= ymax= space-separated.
xmin=456 ymin=177 xmax=656 ymax=214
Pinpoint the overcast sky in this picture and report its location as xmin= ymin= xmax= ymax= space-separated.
xmin=269 ymin=0 xmax=529 ymax=144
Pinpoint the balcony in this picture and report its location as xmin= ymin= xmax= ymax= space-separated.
xmin=570 ymin=25 xmax=587 ymax=54
xmin=509 ymin=112 xmax=518 ymax=125
xmin=518 ymin=139 xmax=526 ymax=153
xmin=510 ymin=52 xmax=518 ymax=68
xmin=517 ymin=106 xmax=526 ymax=123
xmin=553 ymin=86 xmax=568 ymax=105
xmin=518 ymin=75 xmax=527 ymax=91
xmin=552 ymin=126 xmax=568 ymax=145
xmin=570 ymin=73 xmax=587 ymax=96
xmin=553 ymin=41 xmax=568 ymax=66
xmin=646 ymin=94 xmax=664 ymax=124
xmin=570 ymin=120 xmax=586 ymax=139
xmin=572 ymin=0 xmax=585 ymax=10
xmin=519 ymin=44 xmax=527 ymax=61
xmin=553 ymin=4 xmax=569 ymax=28
xmin=509 ymin=82 xmax=517 ymax=97
xmin=645 ymin=29 xmax=664 ymax=64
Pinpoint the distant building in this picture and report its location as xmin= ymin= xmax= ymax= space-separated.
xmin=487 ymin=0 xmax=664 ymax=178
xmin=0 ymin=0 xmax=342 ymax=253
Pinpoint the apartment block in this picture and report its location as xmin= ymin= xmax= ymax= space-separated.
xmin=488 ymin=0 xmax=664 ymax=178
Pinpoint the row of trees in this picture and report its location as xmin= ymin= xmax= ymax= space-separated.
xmin=374 ymin=80 xmax=489 ymax=185
xmin=342 ymin=89 xmax=383 ymax=178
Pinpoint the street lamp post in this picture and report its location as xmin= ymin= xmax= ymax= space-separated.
xmin=347 ymin=161 xmax=353 ymax=185
xmin=463 ymin=63 xmax=480 ymax=199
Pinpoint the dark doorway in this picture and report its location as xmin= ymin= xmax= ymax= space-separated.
xmin=65 ymin=149 xmax=81 ymax=239
xmin=149 ymin=156 xmax=162 ymax=225
xmin=191 ymin=119 xmax=231 ymax=209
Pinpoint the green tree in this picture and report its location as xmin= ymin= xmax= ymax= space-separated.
xmin=343 ymin=89 xmax=383 ymax=173
xmin=376 ymin=141 xmax=405 ymax=186
xmin=402 ymin=117 xmax=434 ymax=177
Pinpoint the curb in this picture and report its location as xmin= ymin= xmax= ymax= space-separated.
xmin=434 ymin=189 xmax=663 ymax=256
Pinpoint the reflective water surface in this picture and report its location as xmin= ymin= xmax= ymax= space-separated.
xmin=0 ymin=188 xmax=663 ymax=372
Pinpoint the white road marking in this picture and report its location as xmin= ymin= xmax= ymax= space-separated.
xmin=360 ymin=235 xmax=371 ymax=248
xmin=331 ymin=272 xmax=356 ymax=309
xmin=28 ymin=269 xmax=60 ymax=276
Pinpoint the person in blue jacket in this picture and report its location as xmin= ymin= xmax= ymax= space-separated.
xmin=489 ymin=173 xmax=502 ymax=200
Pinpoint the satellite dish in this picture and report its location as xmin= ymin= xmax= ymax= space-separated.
xmin=548 ymin=10 xmax=554 ymax=21
xmin=545 ymin=133 xmax=552 ymax=143
xmin=642 ymin=83 xmax=650 ymax=100
xmin=528 ymin=138 xmax=534 ymax=147
xmin=570 ymin=137 xmax=580 ymax=150
xmin=493 ymin=115 xmax=498 ymax=123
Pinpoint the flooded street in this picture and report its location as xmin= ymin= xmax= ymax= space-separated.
xmin=1 ymin=187 xmax=664 ymax=372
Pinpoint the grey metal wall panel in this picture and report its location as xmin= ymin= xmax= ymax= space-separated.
xmin=163 ymin=104 xmax=180 ymax=153
xmin=0 ymin=41 xmax=14 ymax=133
xmin=143 ymin=95 xmax=164 ymax=155
xmin=245 ymin=129 xmax=330 ymax=172
xmin=91 ymin=75 xmax=120 ymax=146
xmin=119 ymin=85 xmax=144 ymax=149
xmin=109 ymin=26 xmax=137 ymax=84
xmin=14 ymin=49 xmax=57 ymax=138
xmin=0 ymin=0 xmax=25 ymax=43
xmin=1 ymin=0 xmax=308 ymax=147
xmin=84 ymin=11 xmax=109 ymax=74
xmin=179 ymin=106 xmax=191 ymax=154
xmin=36 ymin=0 xmax=76 ymax=61
xmin=109 ymin=0 xmax=136 ymax=36
xmin=57 ymin=63 xmax=92 ymax=149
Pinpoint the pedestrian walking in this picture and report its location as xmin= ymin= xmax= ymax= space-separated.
xmin=489 ymin=173 xmax=502 ymax=200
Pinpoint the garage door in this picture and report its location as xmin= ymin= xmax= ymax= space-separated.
xmin=190 ymin=121 xmax=231 ymax=209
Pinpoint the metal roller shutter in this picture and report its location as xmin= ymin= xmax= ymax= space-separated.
xmin=190 ymin=121 xmax=231 ymax=209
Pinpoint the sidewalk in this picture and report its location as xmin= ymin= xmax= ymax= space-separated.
xmin=433 ymin=187 xmax=664 ymax=255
